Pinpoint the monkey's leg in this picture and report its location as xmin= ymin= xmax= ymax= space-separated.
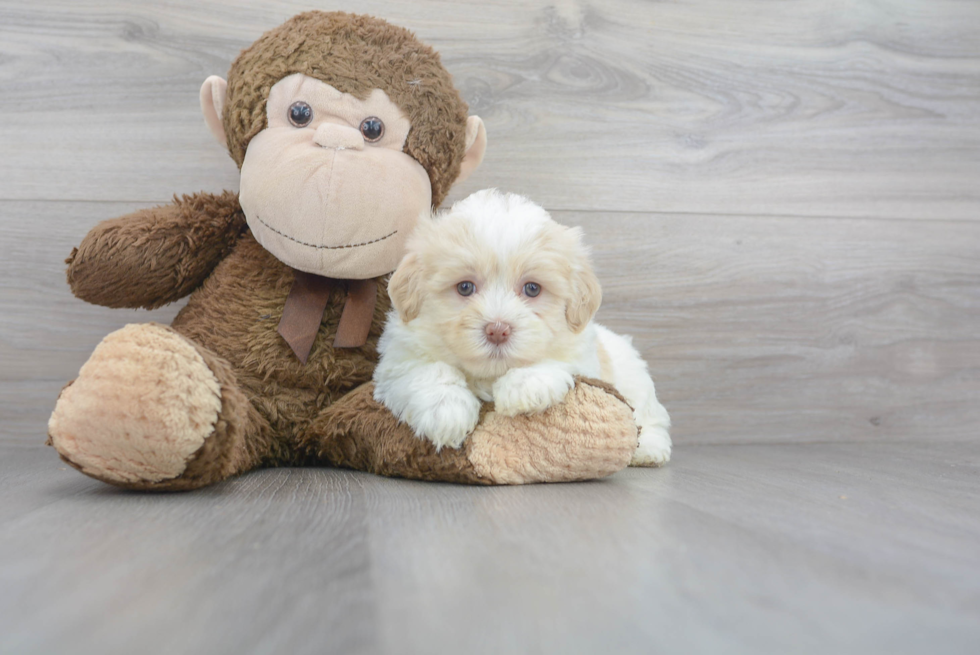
xmin=48 ymin=323 xmax=269 ymax=491
xmin=299 ymin=378 xmax=638 ymax=484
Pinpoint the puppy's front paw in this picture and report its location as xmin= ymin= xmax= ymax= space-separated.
xmin=406 ymin=385 xmax=481 ymax=451
xmin=492 ymin=367 xmax=574 ymax=417
xmin=630 ymin=425 xmax=671 ymax=467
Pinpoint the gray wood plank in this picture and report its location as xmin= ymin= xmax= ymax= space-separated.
xmin=3 ymin=201 xmax=976 ymax=446
xmin=1 ymin=0 xmax=978 ymax=218
xmin=569 ymin=210 xmax=980 ymax=445
xmin=0 ymin=446 xmax=380 ymax=655
xmin=1 ymin=440 xmax=978 ymax=655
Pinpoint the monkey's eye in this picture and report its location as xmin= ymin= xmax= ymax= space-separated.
xmin=523 ymin=282 xmax=542 ymax=298
xmin=456 ymin=281 xmax=476 ymax=297
xmin=360 ymin=117 xmax=385 ymax=142
xmin=288 ymin=102 xmax=313 ymax=127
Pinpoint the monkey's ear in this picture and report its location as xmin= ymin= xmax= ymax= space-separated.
xmin=455 ymin=116 xmax=487 ymax=185
xmin=388 ymin=252 xmax=426 ymax=322
xmin=200 ymin=76 xmax=228 ymax=147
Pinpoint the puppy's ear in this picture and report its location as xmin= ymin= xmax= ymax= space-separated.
xmin=565 ymin=230 xmax=602 ymax=333
xmin=388 ymin=252 xmax=425 ymax=322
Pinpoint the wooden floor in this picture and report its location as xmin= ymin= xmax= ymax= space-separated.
xmin=1 ymin=1 xmax=978 ymax=653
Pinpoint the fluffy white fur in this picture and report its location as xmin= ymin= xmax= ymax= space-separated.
xmin=373 ymin=189 xmax=671 ymax=466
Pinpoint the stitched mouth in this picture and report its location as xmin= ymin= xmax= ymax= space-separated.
xmin=253 ymin=214 xmax=397 ymax=250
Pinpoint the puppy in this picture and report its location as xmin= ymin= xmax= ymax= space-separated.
xmin=373 ymin=189 xmax=671 ymax=466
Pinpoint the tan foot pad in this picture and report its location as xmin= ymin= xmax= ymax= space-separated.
xmin=467 ymin=379 xmax=638 ymax=484
xmin=48 ymin=323 xmax=222 ymax=484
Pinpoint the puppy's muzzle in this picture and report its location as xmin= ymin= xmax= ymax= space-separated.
xmin=485 ymin=321 xmax=512 ymax=345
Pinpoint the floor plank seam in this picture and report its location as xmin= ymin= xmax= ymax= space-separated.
xmin=2 ymin=198 xmax=978 ymax=226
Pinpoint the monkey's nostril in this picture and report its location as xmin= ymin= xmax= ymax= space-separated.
xmin=485 ymin=321 xmax=511 ymax=345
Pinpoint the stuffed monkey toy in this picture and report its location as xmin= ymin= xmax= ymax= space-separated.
xmin=47 ymin=11 xmax=638 ymax=490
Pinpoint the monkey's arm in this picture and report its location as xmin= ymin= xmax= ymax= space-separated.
xmin=301 ymin=378 xmax=638 ymax=484
xmin=67 ymin=191 xmax=247 ymax=309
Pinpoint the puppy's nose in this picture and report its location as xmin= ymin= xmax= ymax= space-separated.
xmin=313 ymin=123 xmax=364 ymax=151
xmin=485 ymin=321 xmax=512 ymax=345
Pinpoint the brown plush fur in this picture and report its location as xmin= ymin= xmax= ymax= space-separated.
xmin=67 ymin=191 xmax=246 ymax=310
xmin=170 ymin=218 xmax=390 ymax=464
xmin=49 ymin=12 xmax=639 ymax=491
xmin=224 ymin=11 xmax=470 ymax=207
xmin=299 ymin=382 xmax=490 ymax=484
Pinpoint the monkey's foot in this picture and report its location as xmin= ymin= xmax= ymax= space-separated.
xmin=48 ymin=323 xmax=223 ymax=486
xmin=468 ymin=378 xmax=638 ymax=484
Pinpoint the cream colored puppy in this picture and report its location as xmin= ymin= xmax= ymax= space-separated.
xmin=373 ymin=189 xmax=671 ymax=466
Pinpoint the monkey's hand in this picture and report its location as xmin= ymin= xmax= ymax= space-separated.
xmin=67 ymin=191 xmax=246 ymax=309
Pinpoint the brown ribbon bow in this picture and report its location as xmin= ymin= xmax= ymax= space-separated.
xmin=276 ymin=269 xmax=377 ymax=364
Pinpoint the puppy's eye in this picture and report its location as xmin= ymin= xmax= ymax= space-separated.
xmin=360 ymin=117 xmax=384 ymax=142
xmin=456 ymin=281 xmax=476 ymax=297
xmin=288 ymin=101 xmax=313 ymax=127
xmin=523 ymin=282 xmax=542 ymax=297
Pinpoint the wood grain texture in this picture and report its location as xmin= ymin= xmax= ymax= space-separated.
xmin=570 ymin=210 xmax=980 ymax=444
xmin=1 ymin=441 xmax=978 ymax=655
xmin=0 ymin=0 xmax=978 ymax=217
